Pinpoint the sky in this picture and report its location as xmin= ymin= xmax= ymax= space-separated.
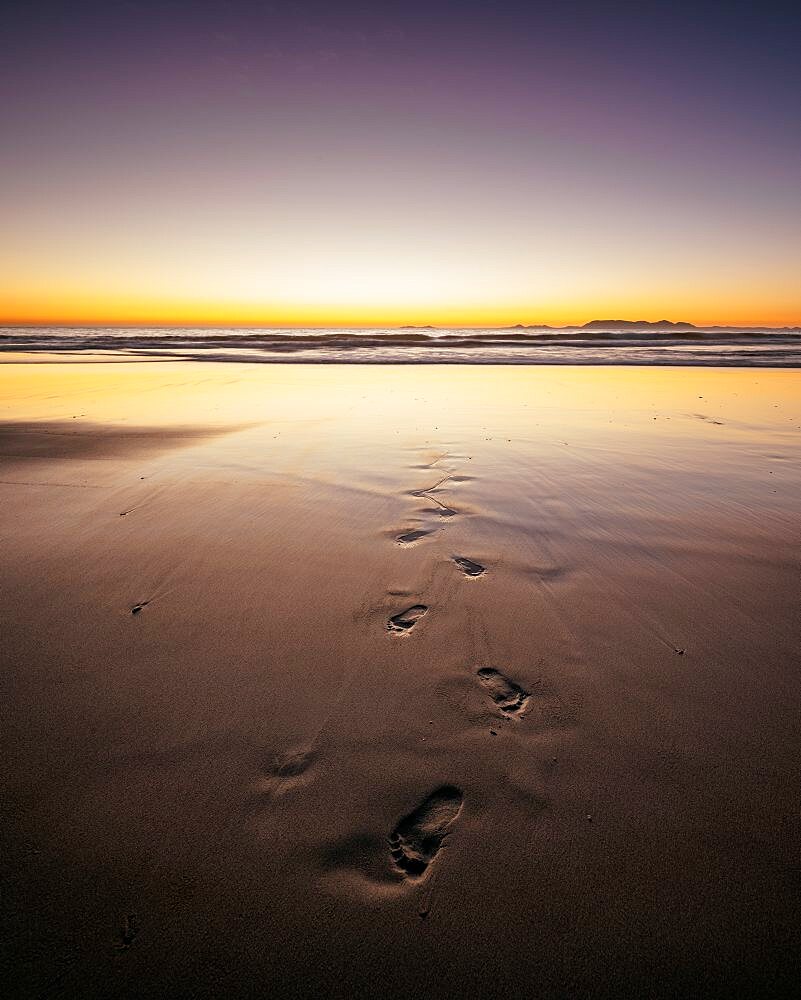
xmin=2 ymin=0 xmax=800 ymax=327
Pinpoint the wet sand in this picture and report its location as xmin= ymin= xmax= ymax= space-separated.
xmin=1 ymin=362 xmax=800 ymax=999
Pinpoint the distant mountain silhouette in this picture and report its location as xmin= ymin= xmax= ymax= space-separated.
xmin=582 ymin=319 xmax=697 ymax=330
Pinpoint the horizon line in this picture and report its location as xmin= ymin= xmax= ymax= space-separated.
xmin=2 ymin=320 xmax=800 ymax=331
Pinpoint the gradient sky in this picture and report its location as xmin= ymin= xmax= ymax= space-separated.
xmin=2 ymin=0 xmax=800 ymax=327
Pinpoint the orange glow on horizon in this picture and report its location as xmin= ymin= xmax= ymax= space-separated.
xmin=2 ymin=291 xmax=799 ymax=329
xmin=4 ymin=4 xmax=799 ymax=336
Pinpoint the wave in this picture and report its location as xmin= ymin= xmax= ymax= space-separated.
xmin=1 ymin=326 xmax=800 ymax=366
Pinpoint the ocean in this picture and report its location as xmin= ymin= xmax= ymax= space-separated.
xmin=2 ymin=325 xmax=800 ymax=366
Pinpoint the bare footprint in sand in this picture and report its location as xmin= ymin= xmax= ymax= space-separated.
xmin=252 ymin=748 xmax=317 ymax=801
xmin=477 ymin=667 xmax=530 ymax=716
xmin=397 ymin=528 xmax=432 ymax=544
xmin=453 ymin=556 xmax=485 ymax=577
xmin=387 ymin=605 xmax=428 ymax=633
xmin=270 ymin=748 xmax=316 ymax=781
xmin=388 ymin=786 xmax=463 ymax=879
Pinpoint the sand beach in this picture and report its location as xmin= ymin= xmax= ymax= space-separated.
xmin=1 ymin=361 xmax=800 ymax=998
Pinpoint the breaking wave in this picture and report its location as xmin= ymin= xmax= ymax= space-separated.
xmin=2 ymin=326 xmax=800 ymax=366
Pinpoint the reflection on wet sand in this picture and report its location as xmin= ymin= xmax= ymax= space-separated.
xmin=1 ymin=361 xmax=800 ymax=1000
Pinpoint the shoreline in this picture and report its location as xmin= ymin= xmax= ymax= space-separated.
xmin=2 ymin=352 xmax=801 ymax=368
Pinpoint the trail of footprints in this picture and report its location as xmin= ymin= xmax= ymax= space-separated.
xmin=381 ymin=453 xmax=540 ymax=886
xmin=389 ymin=458 xmax=485 ymax=633
xmin=378 ymin=666 xmax=530 ymax=883
xmin=262 ymin=451 xmax=562 ymax=896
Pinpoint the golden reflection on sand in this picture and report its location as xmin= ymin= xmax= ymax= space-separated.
xmin=2 ymin=360 xmax=799 ymax=437
xmin=1 ymin=359 xmax=800 ymax=1000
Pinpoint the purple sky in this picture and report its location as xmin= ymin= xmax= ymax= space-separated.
xmin=2 ymin=1 xmax=800 ymax=325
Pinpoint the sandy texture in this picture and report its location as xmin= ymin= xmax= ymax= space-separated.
xmin=1 ymin=362 xmax=800 ymax=999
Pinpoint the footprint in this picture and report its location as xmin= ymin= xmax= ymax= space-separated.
xmin=387 ymin=605 xmax=428 ymax=633
xmin=477 ymin=667 xmax=530 ymax=716
xmin=269 ymin=748 xmax=315 ymax=780
xmin=453 ymin=556 xmax=485 ymax=577
xmin=397 ymin=528 xmax=432 ymax=544
xmin=252 ymin=747 xmax=316 ymax=801
xmin=388 ymin=786 xmax=463 ymax=879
